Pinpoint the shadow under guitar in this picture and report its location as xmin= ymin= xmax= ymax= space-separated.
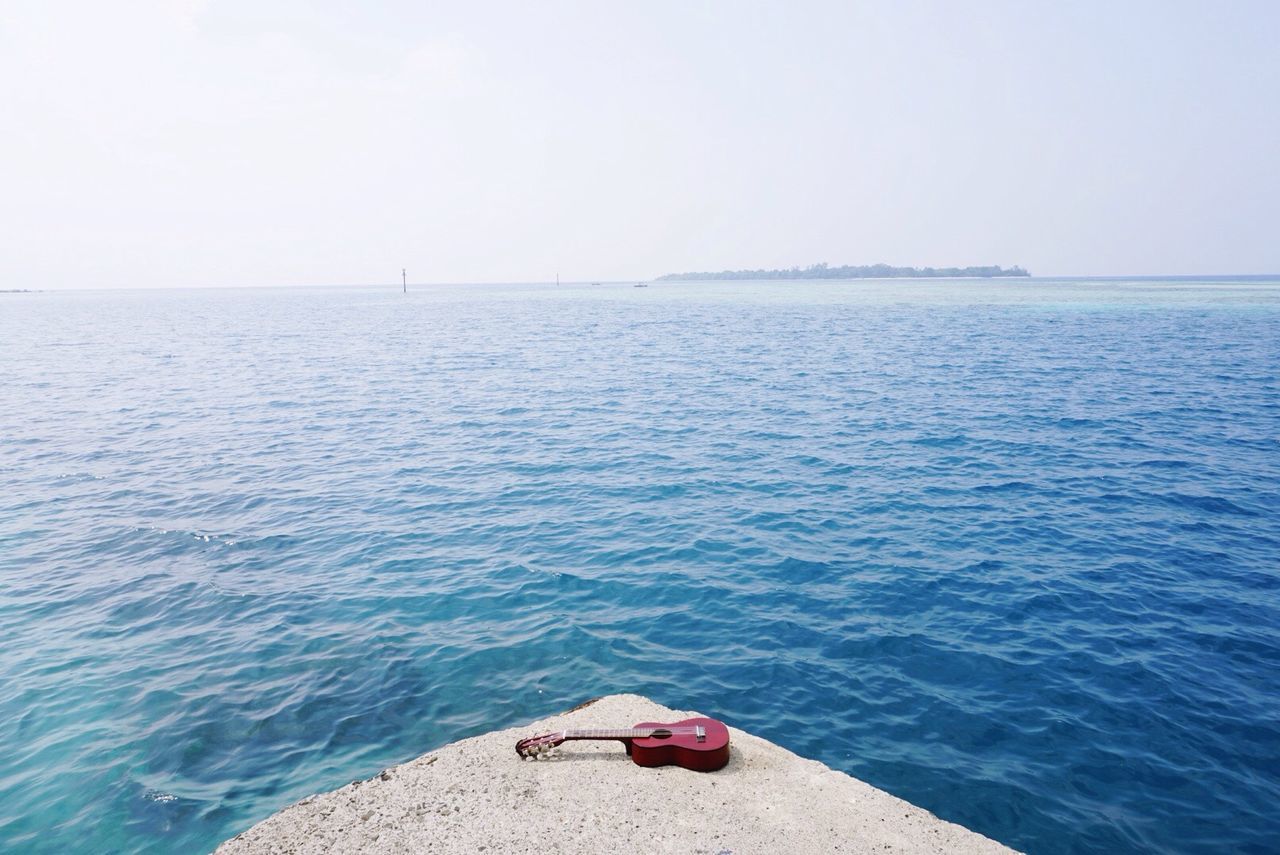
xmin=535 ymin=745 xmax=745 ymax=773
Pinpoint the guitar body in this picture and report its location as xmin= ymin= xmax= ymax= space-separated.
xmin=626 ymin=717 xmax=731 ymax=772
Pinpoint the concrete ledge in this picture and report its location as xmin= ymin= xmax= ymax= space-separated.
xmin=217 ymin=694 xmax=1017 ymax=854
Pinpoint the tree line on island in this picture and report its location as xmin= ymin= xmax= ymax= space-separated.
xmin=655 ymin=263 xmax=1030 ymax=281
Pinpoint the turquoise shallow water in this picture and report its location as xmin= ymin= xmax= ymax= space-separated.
xmin=1 ymin=279 xmax=1278 ymax=854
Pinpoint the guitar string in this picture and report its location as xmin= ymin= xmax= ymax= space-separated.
xmin=551 ymin=727 xmax=710 ymax=738
xmin=523 ymin=729 xmax=711 ymax=743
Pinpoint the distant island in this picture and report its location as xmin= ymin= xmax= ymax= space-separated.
xmin=655 ymin=263 xmax=1029 ymax=281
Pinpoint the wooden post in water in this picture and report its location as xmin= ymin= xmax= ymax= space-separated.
xmin=402 ymin=268 xmax=406 ymax=293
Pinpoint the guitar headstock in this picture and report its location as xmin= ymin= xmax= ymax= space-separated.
xmin=515 ymin=731 xmax=564 ymax=759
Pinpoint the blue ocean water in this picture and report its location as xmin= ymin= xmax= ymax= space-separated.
xmin=1 ymin=278 xmax=1278 ymax=854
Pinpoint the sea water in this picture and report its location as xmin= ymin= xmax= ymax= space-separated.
xmin=1 ymin=279 xmax=1277 ymax=854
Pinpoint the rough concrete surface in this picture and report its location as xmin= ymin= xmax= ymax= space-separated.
xmin=216 ymin=694 xmax=1018 ymax=854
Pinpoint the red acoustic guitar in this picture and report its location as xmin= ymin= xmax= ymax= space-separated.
xmin=515 ymin=716 xmax=730 ymax=772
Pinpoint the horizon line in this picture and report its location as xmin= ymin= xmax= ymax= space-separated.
xmin=9 ymin=272 xmax=1280 ymax=292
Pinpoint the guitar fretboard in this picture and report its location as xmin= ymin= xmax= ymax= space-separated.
xmin=564 ymin=728 xmax=700 ymax=739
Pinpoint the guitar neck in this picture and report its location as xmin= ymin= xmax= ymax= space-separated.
xmin=562 ymin=727 xmax=700 ymax=740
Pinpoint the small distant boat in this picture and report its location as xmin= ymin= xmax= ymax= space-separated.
xmin=634 ymin=283 xmax=649 ymax=288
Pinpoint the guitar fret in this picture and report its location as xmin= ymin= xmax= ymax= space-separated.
xmin=567 ymin=727 xmax=700 ymax=739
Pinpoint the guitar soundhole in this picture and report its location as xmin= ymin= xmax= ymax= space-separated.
xmin=649 ymin=729 xmax=672 ymax=739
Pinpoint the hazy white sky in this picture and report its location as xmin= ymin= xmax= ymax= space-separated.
xmin=2 ymin=0 xmax=1277 ymax=288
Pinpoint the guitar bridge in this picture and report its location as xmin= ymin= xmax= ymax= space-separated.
xmin=695 ymin=725 xmax=705 ymax=743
